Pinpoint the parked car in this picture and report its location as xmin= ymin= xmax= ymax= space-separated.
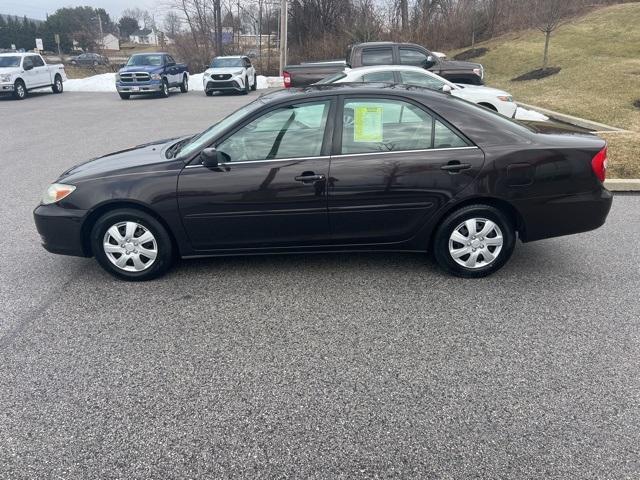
xmin=283 ymin=42 xmax=484 ymax=87
xmin=0 ymin=52 xmax=66 ymax=100
xmin=34 ymin=84 xmax=612 ymax=281
xmin=319 ymin=65 xmax=517 ymax=117
xmin=69 ymin=52 xmax=109 ymax=67
xmin=115 ymin=52 xmax=188 ymax=100
xmin=202 ymin=55 xmax=257 ymax=96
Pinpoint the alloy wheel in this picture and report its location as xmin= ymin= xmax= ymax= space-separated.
xmin=103 ymin=221 xmax=158 ymax=272
xmin=448 ymin=218 xmax=503 ymax=269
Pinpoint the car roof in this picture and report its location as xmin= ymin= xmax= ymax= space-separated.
xmin=352 ymin=42 xmax=426 ymax=49
xmin=340 ymin=65 xmax=456 ymax=87
xmin=260 ymin=83 xmax=448 ymax=103
xmin=0 ymin=52 xmax=35 ymax=57
xmin=130 ymin=52 xmax=168 ymax=56
xmin=214 ymin=55 xmax=245 ymax=59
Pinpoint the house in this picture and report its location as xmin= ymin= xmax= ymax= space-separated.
xmin=100 ymin=33 xmax=120 ymax=51
xmin=129 ymin=29 xmax=173 ymax=46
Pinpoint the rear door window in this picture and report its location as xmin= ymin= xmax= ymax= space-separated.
xmin=361 ymin=48 xmax=393 ymax=66
xmin=398 ymin=71 xmax=446 ymax=90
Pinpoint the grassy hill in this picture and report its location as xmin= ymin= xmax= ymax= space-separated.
xmin=453 ymin=3 xmax=640 ymax=178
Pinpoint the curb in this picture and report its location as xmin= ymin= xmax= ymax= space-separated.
xmin=605 ymin=179 xmax=640 ymax=192
xmin=516 ymin=102 xmax=627 ymax=133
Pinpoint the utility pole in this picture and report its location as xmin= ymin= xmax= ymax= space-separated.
xmin=96 ymin=10 xmax=104 ymax=51
xmin=278 ymin=0 xmax=287 ymax=76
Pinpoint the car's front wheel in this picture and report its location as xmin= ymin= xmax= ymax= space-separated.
xmin=91 ymin=209 xmax=174 ymax=281
xmin=13 ymin=79 xmax=26 ymax=100
xmin=432 ymin=204 xmax=516 ymax=278
xmin=159 ymin=78 xmax=170 ymax=98
xmin=118 ymin=92 xmax=130 ymax=100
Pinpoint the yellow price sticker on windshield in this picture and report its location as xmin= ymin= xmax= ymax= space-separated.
xmin=354 ymin=106 xmax=383 ymax=142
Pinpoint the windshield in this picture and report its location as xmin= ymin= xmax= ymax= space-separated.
xmin=0 ymin=56 xmax=21 ymax=68
xmin=127 ymin=54 xmax=163 ymax=66
xmin=316 ymin=72 xmax=347 ymax=84
xmin=211 ymin=57 xmax=243 ymax=68
xmin=176 ymin=99 xmax=266 ymax=159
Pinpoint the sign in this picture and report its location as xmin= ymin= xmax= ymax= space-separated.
xmin=35 ymin=38 xmax=43 ymax=51
xmin=54 ymin=34 xmax=60 ymax=44
xmin=354 ymin=106 xmax=383 ymax=142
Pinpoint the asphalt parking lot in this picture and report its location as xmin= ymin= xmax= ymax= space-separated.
xmin=1 ymin=90 xmax=639 ymax=479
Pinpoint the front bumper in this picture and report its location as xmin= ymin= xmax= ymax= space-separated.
xmin=204 ymin=77 xmax=244 ymax=93
xmin=0 ymin=83 xmax=15 ymax=94
xmin=116 ymin=80 xmax=163 ymax=94
xmin=34 ymin=203 xmax=89 ymax=257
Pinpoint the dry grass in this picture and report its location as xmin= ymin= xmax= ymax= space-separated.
xmin=451 ymin=3 xmax=640 ymax=178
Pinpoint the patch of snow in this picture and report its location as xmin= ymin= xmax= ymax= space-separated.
xmin=64 ymin=73 xmax=117 ymax=92
xmin=514 ymin=107 xmax=548 ymax=121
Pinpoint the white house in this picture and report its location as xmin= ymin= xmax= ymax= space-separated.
xmin=129 ymin=29 xmax=173 ymax=46
xmin=100 ymin=33 xmax=120 ymax=51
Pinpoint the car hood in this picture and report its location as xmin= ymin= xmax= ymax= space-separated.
xmin=58 ymin=137 xmax=183 ymax=183
xmin=119 ymin=65 xmax=164 ymax=74
xmin=0 ymin=67 xmax=21 ymax=76
xmin=206 ymin=67 xmax=245 ymax=75
xmin=438 ymin=59 xmax=482 ymax=70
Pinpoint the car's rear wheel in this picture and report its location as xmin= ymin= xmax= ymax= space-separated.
xmin=251 ymin=74 xmax=257 ymax=91
xmin=52 ymin=75 xmax=63 ymax=94
xmin=159 ymin=78 xmax=170 ymax=98
xmin=118 ymin=92 xmax=130 ymax=100
xmin=91 ymin=209 xmax=174 ymax=281
xmin=13 ymin=79 xmax=26 ymax=100
xmin=432 ymin=204 xmax=515 ymax=278
xmin=180 ymin=75 xmax=188 ymax=93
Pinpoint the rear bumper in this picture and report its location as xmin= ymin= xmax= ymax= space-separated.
xmin=33 ymin=204 xmax=89 ymax=257
xmin=515 ymin=187 xmax=613 ymax=242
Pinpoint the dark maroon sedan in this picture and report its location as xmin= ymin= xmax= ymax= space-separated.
xmin=34 ymin=84 xmax=612 ymax=280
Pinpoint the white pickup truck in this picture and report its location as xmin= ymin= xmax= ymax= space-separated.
xmin=0 ymin=52 xmax=67 ymax=100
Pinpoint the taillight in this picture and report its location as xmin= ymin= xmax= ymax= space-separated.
xmin=283 ymin=71 xmax=291 ymax=88
xmin=591 ymin=146 xmax=608 ymax=182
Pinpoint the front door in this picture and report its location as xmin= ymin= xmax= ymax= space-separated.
xmin=328 ymin=96 xmax=485 ymax=244
xmin=178 ymin=99 xmax=334 ymax=251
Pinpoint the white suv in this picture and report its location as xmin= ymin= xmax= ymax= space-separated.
xmin=203 ymin=55 xmax=256 ymax=96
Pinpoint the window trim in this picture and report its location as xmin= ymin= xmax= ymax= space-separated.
xmin=332 ymin=93 xmax=474 ymax=156
xmin=186 ymin=96 xmax=337 ymax=166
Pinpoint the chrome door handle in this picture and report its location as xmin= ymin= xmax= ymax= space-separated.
xmin=441 ymin=162 xmax=472 ymax=172
xmin=295 ymin=174 xmax=325 ymax=182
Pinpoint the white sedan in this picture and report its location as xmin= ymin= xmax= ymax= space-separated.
xmin=319 ymin=65 xmax=518 ymax=118
xmin=202 ymin=55 xmax=257 ymax=96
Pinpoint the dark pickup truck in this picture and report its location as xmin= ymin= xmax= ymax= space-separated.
xmin=283 ymin=42 xmax=484 ymax=88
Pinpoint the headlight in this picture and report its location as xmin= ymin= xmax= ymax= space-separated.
xmin=150 ymin=73 xmax=162 ymax=80
xmin=204 ymin=72 xmax=211 ymax=77
xmin=0 ymin=73 xmax=12 ymax=82
xmin=235 ymin=70 xmax=244 ymax=76
xmin=41 ymin=183 xmax=76 ymax=205
xmin=473 ymin=67 xmax=483 ymax=78
xmin=497 ymin=95 xmax=513 ymax=102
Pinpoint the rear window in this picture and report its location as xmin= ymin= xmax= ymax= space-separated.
xmin=361 ymin=48 xmax=393 ymax=66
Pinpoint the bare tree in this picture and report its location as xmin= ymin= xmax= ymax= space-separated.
xmin=164 ymin=11 xmax=182 ymax=37
xmin=535 ymin=0 xmax=568 ymax=70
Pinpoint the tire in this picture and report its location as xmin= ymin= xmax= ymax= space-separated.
xmin=180 ymin=74 xmax=188 ymax=93
xmin=13 ymin=79 xmax=26 ymax=100
xmin=242 ymin=76 xmax=249 ymax=95
xmin=251 ymin=74 xmax=257 ymax=91
xmin=119 ymin=92 xmax=130 ymax=100
xmin=52 ymin=75 xmax=63 ymax=94
xmin=93 ymin=60 xmax=99 ymax=66
xmin=432 ymin=204 xmax=516 ymax=278
xmin=90 ymin=208 xmax=174 ymax=281
xmin=159 ymin=78 xmax=170 ymax=98
xmin=205 ymin=90 xmax=214 ymax=96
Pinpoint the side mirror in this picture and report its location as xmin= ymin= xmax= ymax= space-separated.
xmin=442 ymin=85 xmax=452 ymax=94
xmin=201 ymin=147 xmax=222 ymax=168
xmin=24 ymin=64 xmax=34 ymax=71
xmin=424 ymin=55 xmax=436 ymax=69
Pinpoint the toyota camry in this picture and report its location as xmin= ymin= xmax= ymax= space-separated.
xmin=34 ymin=84 xmax=612 ymax=280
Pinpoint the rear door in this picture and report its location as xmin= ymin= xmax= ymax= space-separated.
xmin=327 ymin=95 xmax=485 ymax=244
